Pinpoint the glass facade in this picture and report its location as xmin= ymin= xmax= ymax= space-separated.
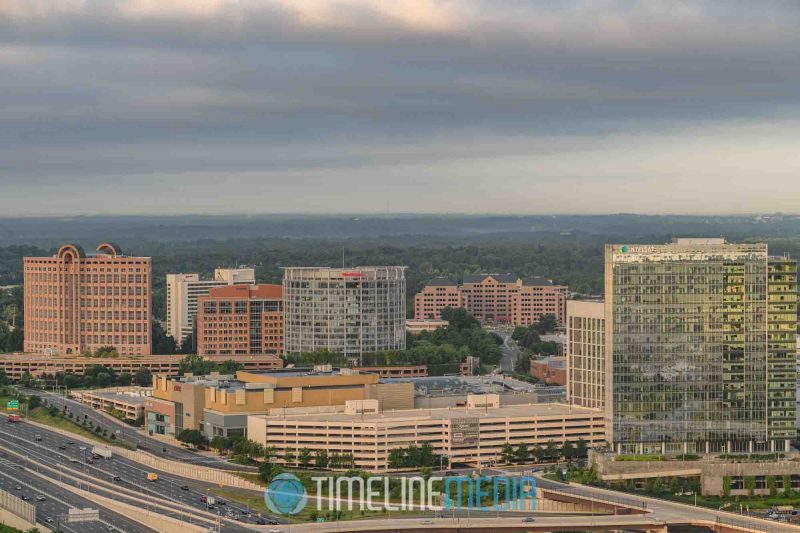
xmin=606 ymin=241 xmax=796 ymax=454
xmin=283 ymin=267 xmax=406 ymax=361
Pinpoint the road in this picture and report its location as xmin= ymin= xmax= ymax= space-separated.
xmin=0 ymin=417 xmax=281 ymax=531
xmin=0 ymin=452 xmax=152 ymax=533
xmin=29 ymin=388 xmax=257 ymax=472
xmin=496 ymin=330 xmax=520 ymax=373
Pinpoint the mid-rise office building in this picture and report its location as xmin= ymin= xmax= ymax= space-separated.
xmin=146 ymin=367 xmax=413 ymax=439
xmin=566 ymin=300 xmax=605 ymax=410
xmin=196 ymin=284 xmax=283 ymax=356
xmin=605 ymin=238 xmax=797 ymax=455
xmin=24 ymin=243 xmax=152 ymax=356
xmin=283 ymin=266 xmax=407 ymax=361
xmin=413 ymin=278 xmax=465 ymax=320
xmin=459 ymin=274 xmax=519 ymax=322
xmin=414 ymin=274 xmax=567 ymax=325
xmin=166 ymin=268 xmax=255 ymax=346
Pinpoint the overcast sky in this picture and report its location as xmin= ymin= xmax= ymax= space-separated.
xmin=2 ymin=0 xmax=800 ymax=216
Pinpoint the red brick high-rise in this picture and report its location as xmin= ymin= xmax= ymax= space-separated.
xmin=24 ymin=243 xmax=152 ymax=355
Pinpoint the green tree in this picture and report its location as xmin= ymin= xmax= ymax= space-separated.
xmin=151 ymin=321 xmax=178 ymax=355
xmin=298 ymin=448 xmax=312 ymax=468
xmin=178 ymin=355 xmax=217 ymax=376
xmin=315 ymin=450 xmax=330 ymax=468
xmin=500 ymin=442 xmax=514 ymax=464
xmin=218 ymin=360 xmax=243 ymax=374
xmin=116 ymin=373 xmax=133 ymax=386
xmin=134 ymin=367 xmax=153 ymax=387
xmin=283 ymin=448 xmax=295 ymax=465
xmin=514 ymin=443 xmax=530 ymax=464
xmin=258 ymin=461 xmax=284 ymax=483
xmin=177 ymin=429 xmax=207 ymax=449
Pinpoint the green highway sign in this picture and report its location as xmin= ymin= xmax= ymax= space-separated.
xmin=6 ymin=400 xmax=19 ymax=410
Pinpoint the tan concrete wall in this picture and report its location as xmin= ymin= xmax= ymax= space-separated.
xmin=0 ymin=488 xmax=36 ymax=530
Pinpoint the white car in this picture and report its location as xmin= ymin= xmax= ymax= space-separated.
xmin=268 ymin=529 xmax=282 ymax=533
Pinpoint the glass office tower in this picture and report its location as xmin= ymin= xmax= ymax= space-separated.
xmin=282 ymin=266 xmax=407 ymax=362
xmin=605 ymin=239 xmax=796 ymax=455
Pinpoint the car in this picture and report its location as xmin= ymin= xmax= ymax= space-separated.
xmin=79 ymin=446 xmax=86 ymax=451
xmin=268 ymin=529 xmax=282 ymax=533
xmin=21 ymin=495 xmax=30 ymax=501
xmin=240 ymin=509 xmax=250 ymax=515
xmin=217 ymin=500 xmax=226 ymax=505
xmin=34 ymin=435 xmax=42 ymax=441
xmin=86 ymin=459 xmax=94 ymax=464
xmin=36 ymin=495 xmax=46 ymax=501
xmin=14 ymin=486 xmax=21 ymax=491
xmin=45 ymin=517 xmax=53 ymax=523
xmin=199 ymin=496 xmax=207 ymax=503
xmin=58 ymin=445 xmax=67 ymax=450
xmin=522 ymin=517 xmax=536 ymax=522
xmin=66 ymin=441 xmax=74 ymax=445
xmin=112 ymin=476 xmax=121 ymax=482
xmin=421 ymin=520 xmax=433 ymax=525
xmin=254 ymin=518 xmax=266 ymax=525
xmin=69 ymin=459 xmax=78 ymax=463
xmin=180 ymin=485 xmax=189 ymax=491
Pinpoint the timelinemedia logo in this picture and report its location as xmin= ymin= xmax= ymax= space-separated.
xmin=264 ymin=474 xmax=536 ymax=515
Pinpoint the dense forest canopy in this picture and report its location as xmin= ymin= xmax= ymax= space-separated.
xmin=2 ymin=214 xmax=800 ymax=350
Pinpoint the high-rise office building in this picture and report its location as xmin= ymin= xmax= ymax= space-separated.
xmin=282 ymin=266 xmax=406 ymax=360
xmin=605 ymin=238 xmax=797 ymax=455
xmin=566 ymin=299 xmax=605 ymax=410
xmin=166 ymin=268 xmax=255 ymax=346
xmin=24 ymin=243 xmax=152 ymax=356
xmin=196 ymin=284 xmax=283 ymax=357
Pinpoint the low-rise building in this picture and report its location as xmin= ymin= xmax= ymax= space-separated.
xmin=405 ymin=319 xmax=449 ymax=333
xmin=248 ymin=395 xmax=604 ymax=471
xmin=146 ymin=367 xmax=414 ymax=439
xmin=0 ymin=353 xmax=282 ymax=381
xmin=530 ymin=356 xmax=567 ymax=385
xmin=356 ymin=365 xmax=428 ymax=378
xmin=71 ymin=386 xmax=151 ymax=421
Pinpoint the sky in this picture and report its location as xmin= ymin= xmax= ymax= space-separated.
xmin=2 ymin=0 xmax=800 ymax=216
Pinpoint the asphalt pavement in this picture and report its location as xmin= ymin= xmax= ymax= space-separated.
xmin=0 ymin=450 xmax=152 ymax=533
xmin=0 ymin=417 xmax=278 ymax=531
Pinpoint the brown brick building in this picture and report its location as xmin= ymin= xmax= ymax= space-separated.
xmin=24 ymin=243 xmax=152 ymax=356
xmin=196 ymin=284 xmax=283 ymax=356
xmin=413 ymin=274 xmax=568 ymax=326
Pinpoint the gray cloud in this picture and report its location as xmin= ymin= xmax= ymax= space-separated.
xmin=1 ymin=1 xmax=800 ymax=215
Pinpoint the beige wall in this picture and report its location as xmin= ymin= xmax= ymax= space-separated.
xmin=566 ymin=300 xmax=605 ymax=410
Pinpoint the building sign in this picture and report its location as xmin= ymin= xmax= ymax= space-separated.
xmin=173 ymin=385 xmax=182 ymax=392
xmin=6 ymin=400 xmax=19 ymax=410
xmin=341 ymin=272 xmax=363 ymax=277
xmin=451 ymin=417 xmax=479 ymax=446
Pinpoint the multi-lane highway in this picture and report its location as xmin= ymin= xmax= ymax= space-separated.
xmin=30 ymin=389 xmax=253 ymax=471
xmin=0 ymin=416 xmax=280 ymax=531
xmin=0 ymin=452 xmax=152 ymax=532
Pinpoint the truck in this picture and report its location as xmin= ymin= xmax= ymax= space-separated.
xmin=146 ymin=473 xmax=158 ymax=482
xmin=7 ymin=415 xmax=20 ymax=423
xmin=91 ymin=446 xmax=112 ymax=459
xmin=200 ymin=495 xmax=216 ymax=506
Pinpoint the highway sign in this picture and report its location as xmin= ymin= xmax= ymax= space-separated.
xmin=6 ymin=400 xmax=19 ymax=410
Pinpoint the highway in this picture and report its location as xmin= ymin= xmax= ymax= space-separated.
xmin=0 ymin=417 xmax=281 ymax=531
xmin=30 ymin=389 xmax=255 ymax=472
xmin=0 ymin=452 xmax=152 ymax=533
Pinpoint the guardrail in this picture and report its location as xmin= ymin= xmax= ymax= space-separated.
xmin=715 ymin=514 xmax=800 ymax=533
